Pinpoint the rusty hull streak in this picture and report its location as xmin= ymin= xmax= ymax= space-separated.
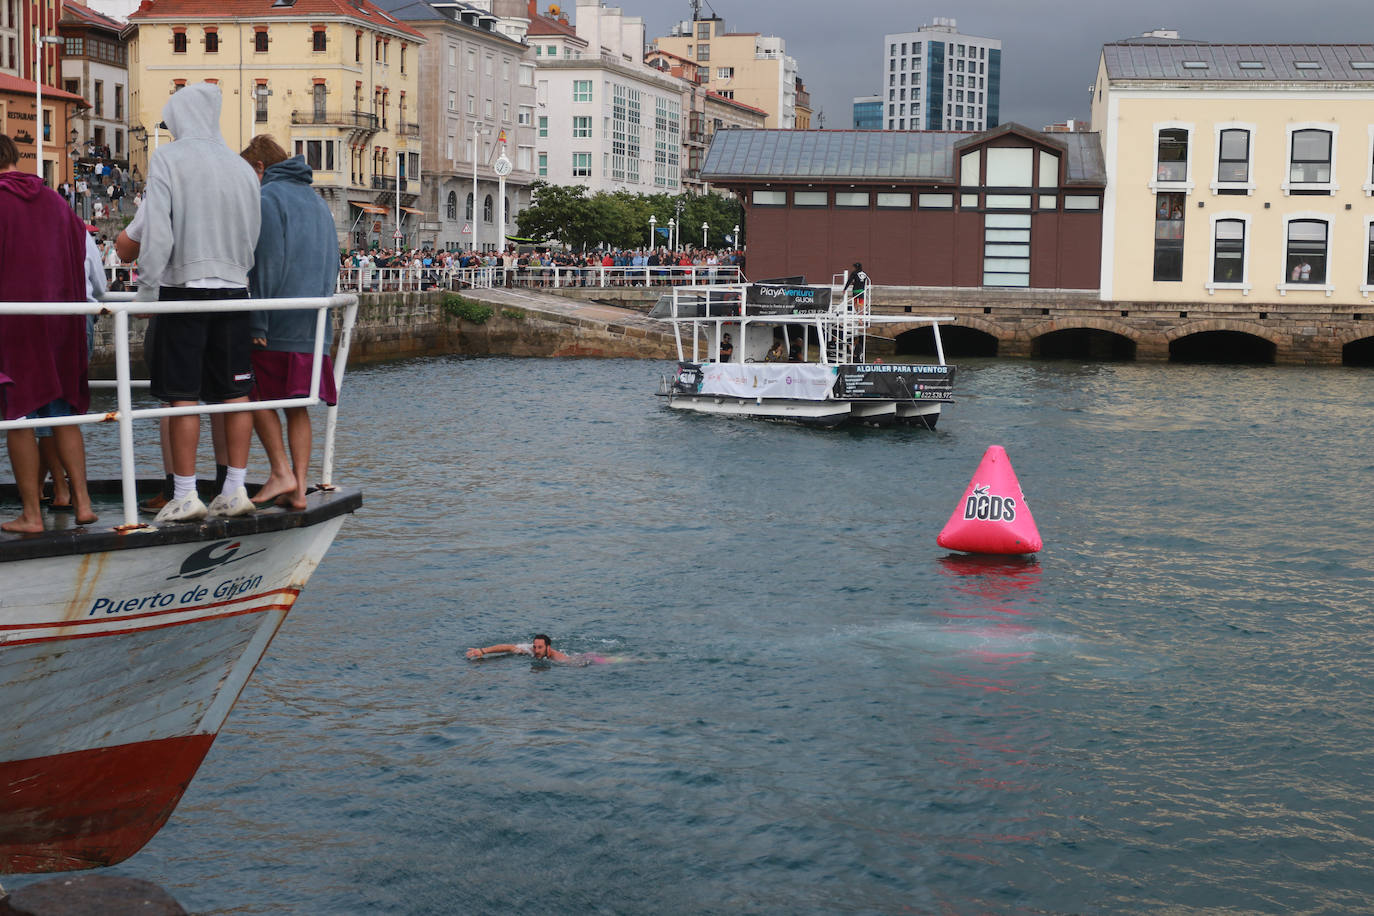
xmin=59 ymin=554 xmax=108 ymax=629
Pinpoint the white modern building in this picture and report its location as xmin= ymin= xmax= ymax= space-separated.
xmin=883 ymin=17 xmax=1001 ymax=131
xmin=529 ymin=0 xmax=683 ymax=194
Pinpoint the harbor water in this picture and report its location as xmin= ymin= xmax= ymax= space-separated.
xmin=12 ymin=356 xmax=1374 ymax=913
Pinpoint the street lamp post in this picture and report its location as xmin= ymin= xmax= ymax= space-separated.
xmin=667 ymin=218 xmax=675 ymax=251
xmin=470 ymin=122 xmax=489 ymax=253
xmin=33 ymin=30 xmax=63 ymax=182
xmin=649 ymin=215 xmax=656 ymax=249
xmin=702 ymin=221 xmax=709 ymax=249
xmin=733 ymin=224 xmax=740 ymax=248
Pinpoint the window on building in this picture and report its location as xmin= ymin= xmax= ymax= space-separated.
xmin=448 ymin=91 xmax=455 ymax=111
xmin=255 ymin=86 xmax=269 ymax=122
xmin=538 ymin=152 xmax=547 ymax=177
xmin=572 ymin=152 xmax=591 ymax=177
xmin=573 ymin=80 xmax=592 ymax=102
xmin=573 ymin=116 xmax=592 ymax=138
xmin=538 ymin=115 xmax=548 ymax=138
xmin=1285 ymin=220 xmax=1328 ymax=284
xmin=717 ymin=67 xmax=734 ymax=79
xmin=1153 ymin=192 xmax=1186 ymax=281
xmin=518 ymin=106 xmax=533 ymax=126
xmin=485 ymin=55 xmax=493 ymax=76
xmin=696 ymin=43 xmax=709 ymax=62
xmin=1217 ymin=129 xmax=1249 ymax=187
xmin=252 ymin=29 xmax=267 ymax=52
xmin=313 ymin=83 xmax=326 ymax=119
xmin=64 ymin=37 xmax=82 ymax=56
xmin=355 ymin=31 xmax=361 ymax=61
xmin=1213 ymin=219 xmax=1246 ymax=284
xmin=93 ymin=80 xmax=103 ymax=115
xmin=173 ymin=31 xmax=187 ymax=53
xmin=313 ymin=29 xmax=326 ymax=52
xmin=984 ymin=213 xmax=1030 ymax=287
xmin=205 ymin=30 xmax=218 ymax=53
xmin=465 ymin=192 xmax=473 ymax=219
xmin=1156 ymin=128 xmax=1188 ymax=182
xmin=697 ymin=21 xmax=710 ymax=39
xmin=1289 ymin=129 xmax=1332 ymax=184
xmin=481 ymin=194 xmax=492 ymax=221
xmin=447 ymin=191 xmax=457 ymax=220
xmin=467 ymin=49 xmax=475 ymax=70
xmin=1367 ymin=223 xmax=1374 ymax=287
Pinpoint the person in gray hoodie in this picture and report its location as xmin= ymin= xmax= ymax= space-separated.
xmin=239 ymin=135 xmax=339 ymax=510
xmin=136 ymin=82 xmax=261 ymax=523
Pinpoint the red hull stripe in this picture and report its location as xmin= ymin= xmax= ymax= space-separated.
xmin=0 ymin=734 xmax=217 ymax=874
xmin=0 ymin=586 xmax=301 ymax=633
xmin=1 ymin=600 xmax=298 ymax=648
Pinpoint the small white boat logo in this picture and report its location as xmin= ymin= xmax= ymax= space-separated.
xmin=167 ymin=539 xmax=267 ymax=580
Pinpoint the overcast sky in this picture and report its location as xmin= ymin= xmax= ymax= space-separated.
xmin=628 ymin=0 xmax=1374 ymax=130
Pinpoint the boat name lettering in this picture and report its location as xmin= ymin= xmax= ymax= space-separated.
xmin=963 ymin=487 xmax=1017 ymax=522
xmin=87 ymin=574 xmax=264 ymax=616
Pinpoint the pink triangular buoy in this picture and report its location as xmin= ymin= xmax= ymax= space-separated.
xmin=937 ymin=445 xmax=1042 ymax=555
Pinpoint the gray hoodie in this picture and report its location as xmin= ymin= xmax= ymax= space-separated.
xmin=134 ymin=83 xmax=261 ymax=301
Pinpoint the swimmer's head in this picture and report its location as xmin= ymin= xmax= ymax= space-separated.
xmin=532 ymin=634 xmax=553 ymax=658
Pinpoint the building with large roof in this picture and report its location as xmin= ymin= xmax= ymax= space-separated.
xmin=702 ymin=124 xmax=1105 ymax=289
xmin=126 ymin=0 xmax=425 ymax=247
xmin=1091 ymin=38 xmax=1374 ymax=304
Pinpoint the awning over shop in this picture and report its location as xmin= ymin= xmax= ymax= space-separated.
xmin=399 ymin=206 xmax=424 ymax=215
xmin=350 ymin=202 xmax=390 ymax=215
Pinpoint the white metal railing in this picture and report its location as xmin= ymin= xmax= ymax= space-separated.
xmin=334 ymin=264 xmax=743 ymax=293
xmin=0 ymin=292 xmax=359 ymax=531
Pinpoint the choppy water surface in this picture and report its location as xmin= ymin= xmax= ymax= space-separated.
xmin=25 ymin=358 xmax=1374 ymax=913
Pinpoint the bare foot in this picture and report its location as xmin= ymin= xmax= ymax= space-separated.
xmin=2 ymin=515 xmax=45 ymax=534
xmin=274 ymin=494 xmax=309 ymax=511
xmin=75 ymin=511 xmax=99 ymax=526
xmin=251 ymin=474 xmax=297 ymax=506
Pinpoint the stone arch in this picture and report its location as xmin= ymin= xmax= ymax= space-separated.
xmin=1020 ymin=316 xmax=1144 ymax=343
xmin=1163 ymin=317 xmax=1284 ymax=346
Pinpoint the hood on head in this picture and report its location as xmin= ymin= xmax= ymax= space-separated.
xmin=160 ymin=82 xmax=224 ymax=141
xmin=263 ymin=154 xmax=314 ymax=186
xmin=0 ymin=170 xmax=45 ymax=202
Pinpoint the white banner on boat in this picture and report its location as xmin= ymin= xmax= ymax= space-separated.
xmin=699 ymin=364 xmax=837 ymax=401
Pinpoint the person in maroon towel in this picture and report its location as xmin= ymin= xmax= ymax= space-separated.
xmin=0 ymin=133 xmax=96 ymax=532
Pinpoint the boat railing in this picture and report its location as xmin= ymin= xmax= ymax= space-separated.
xmin=0 ymin=292 xmax=359 ymax=532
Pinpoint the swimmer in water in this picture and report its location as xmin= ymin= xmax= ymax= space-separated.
xmin=466 ymin=633 xmax=571 ymax=662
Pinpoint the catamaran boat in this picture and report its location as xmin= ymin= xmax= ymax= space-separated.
xmin=0 ymin=292 xmax=360 ymax=874
xmin=652 ymin=278 xmax=956 ymax=428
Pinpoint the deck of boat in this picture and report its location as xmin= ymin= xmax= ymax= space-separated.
xmin=0 ymin=479 xmax=363 ymax=562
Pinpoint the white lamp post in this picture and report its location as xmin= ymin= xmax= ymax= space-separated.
xmin=33 ymin=30 xmax=63 ymax=182
xmin=470 ymin=122 xmax=489 ymax=252
xmin=732 ymin=224 xmax=740 ymax=247
xmin=648 ymin=215 xmax=656 ymax=248
xmin=702 ymin=221 xmax=709 ymax=249
xmin=667 ymin=217 xmax=675 ymax=251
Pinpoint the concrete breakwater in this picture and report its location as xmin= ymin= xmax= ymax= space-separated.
xmin=90 ymin=287 xmax=680 ymax=371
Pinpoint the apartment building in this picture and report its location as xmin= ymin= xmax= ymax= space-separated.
xmin=1091 ymin=39 xmax=1374 ymax=303
xmin=652 ymin=11 xmax=797 ymax=129
xmin=126 ymin=0 xmax=424 ymax=247
xmin=882 ymin=17 xmax=1000 ymax=132
xmin=59 ymin=1 xmax=128 ymax=163
xmin=374 ymin=0 xmax=537 ymax=251
xmin=528 ymin=0 xmax=683 ymax=194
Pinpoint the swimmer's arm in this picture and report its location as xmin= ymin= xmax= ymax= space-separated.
xmin=465 ymin=643 xmax=524 ymax=659
xmin=549 ymin=649 xmax=572 ymax=661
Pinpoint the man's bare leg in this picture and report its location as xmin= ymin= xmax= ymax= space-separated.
xmin=250 ymin=408 xmax=296 ymax=505
xmin=53 ymin=425 xmax=96 ymax=525
xmin=3 ymin=430 xmax=44 ymax=533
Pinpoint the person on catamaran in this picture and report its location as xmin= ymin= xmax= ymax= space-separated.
xmin=466 ymin=633 xmax=571 ymax=662
xmin=843 ymin=261 xmax=870 ymax=310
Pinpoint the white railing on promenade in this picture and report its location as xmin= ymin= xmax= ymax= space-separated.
xmin=335 ymin=264 xmax=743 ymax=293
xmin=0 ymin=292 xmax=359 ymax=532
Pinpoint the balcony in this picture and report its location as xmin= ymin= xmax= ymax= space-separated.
xmin=397 ymin=121 xmax=421 ymax=138
xmin=371 ymin=176 xmax=411 ymax=192
xmin=290 ymin=109 xmax=379 ymax=130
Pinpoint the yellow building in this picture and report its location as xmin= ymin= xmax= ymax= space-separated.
xmin=652 ymin=14 xmax=797 ymax=129
xmin=125 ymin=0 xmax=425 ymax=247
xmin=1092 ymin=40 xmax=1374 ymax=304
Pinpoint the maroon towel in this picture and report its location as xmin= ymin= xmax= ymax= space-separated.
xmin=0 ymin=170 xmax=90 ymax=420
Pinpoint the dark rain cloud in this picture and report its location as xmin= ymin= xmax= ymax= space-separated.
xmin=637 ymin=0 xmax=1373 ymax=130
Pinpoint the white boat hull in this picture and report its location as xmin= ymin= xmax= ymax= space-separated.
xmin=0 ymin=507 xmax=352 ymax=873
